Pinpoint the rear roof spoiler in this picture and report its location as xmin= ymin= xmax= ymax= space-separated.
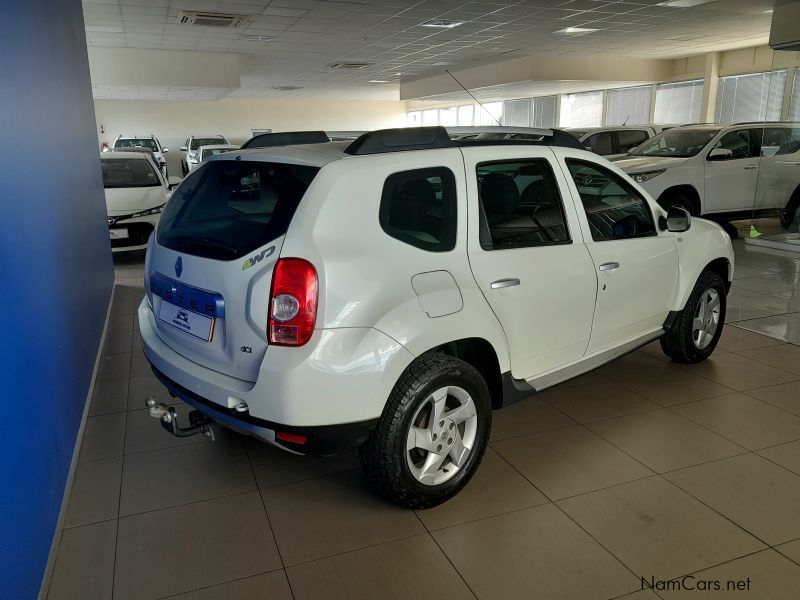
xmin=344 ymin=126 xmax=584 ymax=155
xmin=241 ymin=131 xmax=330 ymax=149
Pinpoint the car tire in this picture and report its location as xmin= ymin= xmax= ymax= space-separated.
xmin=659 ymin=192 xmax=696 ymax=216
xmin=181 ymin=161 xmax=188 ymax=177
xmin=780 ymin=189 xmax=800 ymax=232
xmin=360 ymin=353 xmax=491 ymax=509
xmin=660 ymin=270 xmax=726 ymax=364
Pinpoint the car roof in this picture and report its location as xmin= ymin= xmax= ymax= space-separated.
xmin=209 ymin=142 xmax=351 ymax=168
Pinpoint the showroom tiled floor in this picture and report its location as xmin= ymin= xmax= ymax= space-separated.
xmin=46 ymin=241 xmax=800 ymax=599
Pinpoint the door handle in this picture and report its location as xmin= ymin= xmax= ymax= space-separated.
xmin=743 ymin=165 xmax=759 ymax=170
xmin=598 ymin=262 xmax=620 ymax=271
xmin=491 ymin=278 xmax=520 ymax=289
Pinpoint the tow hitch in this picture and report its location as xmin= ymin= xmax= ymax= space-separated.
xmin=145 ymin=397 xmax=215 ymax=440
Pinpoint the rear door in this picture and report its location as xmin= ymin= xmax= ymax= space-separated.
xmin=559 ymin=153 xmax=678 ymax=353
xmin=464 ymin=146 xmax=597 ymax=380
xmin=147 ymin=158 xmax=320 ymax=382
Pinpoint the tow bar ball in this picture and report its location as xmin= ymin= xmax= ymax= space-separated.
xmin=145 ymin=397 xmax=215 ymax=440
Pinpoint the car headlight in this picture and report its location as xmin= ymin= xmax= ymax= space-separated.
xmin=631 ymin=170 xmax=665 ymax=183
xmin=131 ymin=204 xmax=165 ymax=219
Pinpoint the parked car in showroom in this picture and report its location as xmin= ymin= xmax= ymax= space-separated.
xmin=101 ymin=151 xmax=169 ymax=251
xmin=139 ymin=126 xmax=733 ymax=508
xmin=565 ymin=125 xmax=679 ymax=159
xmin=180 ymin=135 xmax=230 ymax=175
xmin=112 ymin=134 xmax=169 ymax=178
xmin=191 ymin=144 xmax=239 ymax=170
xmin=615 ymin=122 xmax=800 ymax=227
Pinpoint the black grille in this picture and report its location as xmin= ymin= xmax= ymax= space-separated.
xmin=110 ymin=222 xmax=154 ymax=248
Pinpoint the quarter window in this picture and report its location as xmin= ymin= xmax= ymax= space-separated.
xmin=476 ymin=159 xmax=570 ymax=250
xmin=616 ymin=130 xmax=649 ymax=154
xmin=379 ymin=167 xmax=457 ymax=252
xmin=566 ymin=159 xmax=656 ymax=241
xmin=583 ymin=131 xmax=613 ymax=155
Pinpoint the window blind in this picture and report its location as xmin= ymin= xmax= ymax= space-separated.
xmin=715 ymin=70 xmax=787 ymax=123
xmin=654 ymin=80 xmax=704 ymax=124
xmin=532 ymin=96 xmax=557 ymax=127
xmin=502 ymin=98 xmax=532 ymax=126
xmin=606 ymin=86 xmax=652 ymax=125
xmin=559 ymin=91 xmax=603 ymax=127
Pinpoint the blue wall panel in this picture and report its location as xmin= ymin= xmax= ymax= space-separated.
xmin=0 ymin=1 xmax=114 ymax=597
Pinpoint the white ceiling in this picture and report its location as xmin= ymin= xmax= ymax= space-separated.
xmin=83 ymin=0 xmax=777 ymax=101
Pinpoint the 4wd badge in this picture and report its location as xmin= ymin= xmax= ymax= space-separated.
xmin=242 ymin=246 xmax=275 ymax=271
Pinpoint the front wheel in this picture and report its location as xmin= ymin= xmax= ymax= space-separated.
xmin=360 ymin=354 xmax=491 ymax=509
xmin=660 ymin=270 xmax=726 ymax=363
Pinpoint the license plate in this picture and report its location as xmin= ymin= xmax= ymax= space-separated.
xmin=109 ymin=228 xmax=129 ymax=240
xmin=158 ymin=301 xmax=215 ymax=341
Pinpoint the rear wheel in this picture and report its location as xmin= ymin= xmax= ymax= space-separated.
xmin=360 ymin=354 xmax=491 ymax=508
xmin=661 ymin=271 xmax=726 ymax=363
xmin=780 ymin=189 xmax=800 ymax=232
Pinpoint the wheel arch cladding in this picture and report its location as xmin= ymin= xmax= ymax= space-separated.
xmin=428 ymin=337 xmax=503 ymax=409
xmin=704 ymin=257 xmax=732 ymax=292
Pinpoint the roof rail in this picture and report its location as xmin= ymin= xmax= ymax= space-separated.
xmin=345 ymin=126 xmax=584 ymax=155
xmin=242 ymin=131 xmax=331 ymax=149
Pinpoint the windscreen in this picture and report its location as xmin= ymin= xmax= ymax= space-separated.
xmin=157 ymin=160 xmax=319 ymax=260
xmin=629 ymin=129 xmax=719 ymax=158
xmin=190 ymin=137 xmax=226 ymax=150
xmin=115 ymin=138 xmax=158 ymax=151
xmin=201 ymin=148 xmax=233 ymax=160
xmin=101 ymin=158 xmax=161 ymax=188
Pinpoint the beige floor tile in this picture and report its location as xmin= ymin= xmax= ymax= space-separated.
xmin=129 ymin=351 xmax=152 ymax=378
xmin=684 ymin=352 xmax=799 ymax=391
xmin=776 ymin=539 xmax=800 ymax=565
xmin=433 ymin=503 xmax=638 ymax=600
xmin=733 ymin=274 xmax=800 ymax=295
xmin=746 ymin=381 xmax=800 ymax=416
xmin=79 ymin=412 xmax=126 ymax=462
xmin=665 ymin=453 xmax=800 ymax=545
xmin=657 ymin=550 xmax=800 ymax=599
xmin=489 ymin=397 xmax=575 ymax=441
xmin=737 ymin=343 xmax=800 ymax=375
xmin=246 ymin=439 xmax=359 ymax=489
xmin=90 ymin=377 xmax=128 ymax=416
xmin=64 ymin=457 xmax=122 ymax=528
xmin=127 ymin=374 xmax=177 ymax=411
xmin=493 ymin=426 xmax=653 ymax=500
xmin=588 ymin=409 xmax=746 ymax=473
xmin=261 ymin=470 xmax=426 ymax=566
xmin=598 ymin=352 xmax=733 ymax=407
xmin=114 ymin=492 xmax=281 ymax=600
xmin=673 ymin=394 xmax=800 ymax=450
xmin=758 ymin=440 xmax=800 ymax=476
xmin=96 ymin=353 xmax=131 ymax=382
xmin=163 ymin=572 xmax=292 ymax=600
xmin=735 ymin=313 xmax=800 ymax=344
xmin=287 ymin=535 xmax=474 ymax=600
xmin=637 ymin=340 xmax=674 ymax=362
xmin=539 ymin=372 xmax=660 ymax=422
xmin=416 ymin=447 xmax=547 ymax=530
xmin=717 ymin=326 xmax=784 ymax=352
xmin=557 ymin=477 xmax=764 ymax=581
xmin=119 ymin=439 xmax=255 ymax=516
xmin=48 ymin=520 xmax=117 ymax=600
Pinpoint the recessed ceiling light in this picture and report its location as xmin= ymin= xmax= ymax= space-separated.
xmin=368 ymin=80 xmax=392 ymax=84
xmin=657 ymin=0 xmax=716 ymax=7
xmin=329 ymin=62 xmax=372 ymax=69
xmin=245 ymin=35 xmax=272 ymax=41
xmin=421 ymin=19 xmax=464 ymax=29
xmin=763 ymin=9 xmax=773 ymax=13
xmin=556 ymin=27 xmax=600 ymax=34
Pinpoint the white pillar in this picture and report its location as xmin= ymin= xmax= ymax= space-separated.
xmin=699 ymin=52 xmax=720 ymax=123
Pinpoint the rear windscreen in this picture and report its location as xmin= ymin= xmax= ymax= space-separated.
xmin=156 ymin=160 xmax=319 ymax=260
xmin=102 ymin=158 xmax=161 ymax=188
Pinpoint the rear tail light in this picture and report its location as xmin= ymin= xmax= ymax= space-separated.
xmin=268 ymin=258 xmax=318 ymax=346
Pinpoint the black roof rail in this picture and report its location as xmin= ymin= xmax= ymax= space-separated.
xmin=345 ymin=126 xmax=585 ymax=155
xmin=242 ymin=131 xmax=330 ymax=149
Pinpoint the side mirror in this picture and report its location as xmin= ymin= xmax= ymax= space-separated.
xmin=162 ymin=148 xmax=169 ymax=153
xmin=666 ymin=205 xmax=691 ymax=232
xmin=707 ymin=148 xmax=733 ymax=161
xmin=584 ymin=145 xmax=592 ymax=151
xmin=179 ymin=146 xmax=187 ymax=152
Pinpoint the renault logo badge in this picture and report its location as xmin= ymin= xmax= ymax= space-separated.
xmin=175 ymin=256 xmax=183 ymax=278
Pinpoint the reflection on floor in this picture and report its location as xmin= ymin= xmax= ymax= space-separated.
xmin=47 ymin=241 xmax=800 ymax=599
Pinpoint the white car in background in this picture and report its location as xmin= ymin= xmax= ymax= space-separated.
xmin=112 ymin=135 xmax=169 ymax=178
xmin=101 ymin=152 xmax=169 ymax=251
xmin=615 ymin=122 xmax=800 ymax=226
xmin=140 ymin=126 xmax=733 ymax=508
xmin=566 ymin=125 xmax=680 ymax=160
xmin=180 ymin=135 xmax=230 ymax=175
xmin=189 ymin=144 xmax=239 ymax=171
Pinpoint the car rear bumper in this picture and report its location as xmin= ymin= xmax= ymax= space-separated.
xmin=138 ymin=297 xmax=414 ymax=452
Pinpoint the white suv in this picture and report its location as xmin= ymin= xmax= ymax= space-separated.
xmin=112 ymin=135 xmax=169 ymax=178
xmin=139 ymin=127 xmax=733 ymax=507
xmin=565 ymin=126 xmax=677 ymax=160
xmin=180 ymin=135 xmax=230 ymax=175
xmin=615 ymin=122 xmax=800 ymax=226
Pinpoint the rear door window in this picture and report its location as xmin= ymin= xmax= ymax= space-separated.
xmin=583 ymin=131 xmax=614 ymax=155
xmin=616 ymin=129 xmax=649 ymax=154
xmin=157 ymin=161 xmax=319 ymax=260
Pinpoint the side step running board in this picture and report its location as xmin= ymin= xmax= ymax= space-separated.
xmin=146 ymin=397 xmax=215 ymax=440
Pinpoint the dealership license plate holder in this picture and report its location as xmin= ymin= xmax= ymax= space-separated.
xmin=109 ymin=228 xmax=129 ymax=239
xmin=158 ymin=301 xmax=215 ymax=342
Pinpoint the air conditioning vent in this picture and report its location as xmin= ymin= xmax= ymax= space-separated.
xmin=273 ymin=86 xmax=303 ymax=91
xmin=328 ymin=62 xmax=372 ymax=70
xmin=176 ymin=10 xmax=250 ymax=28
